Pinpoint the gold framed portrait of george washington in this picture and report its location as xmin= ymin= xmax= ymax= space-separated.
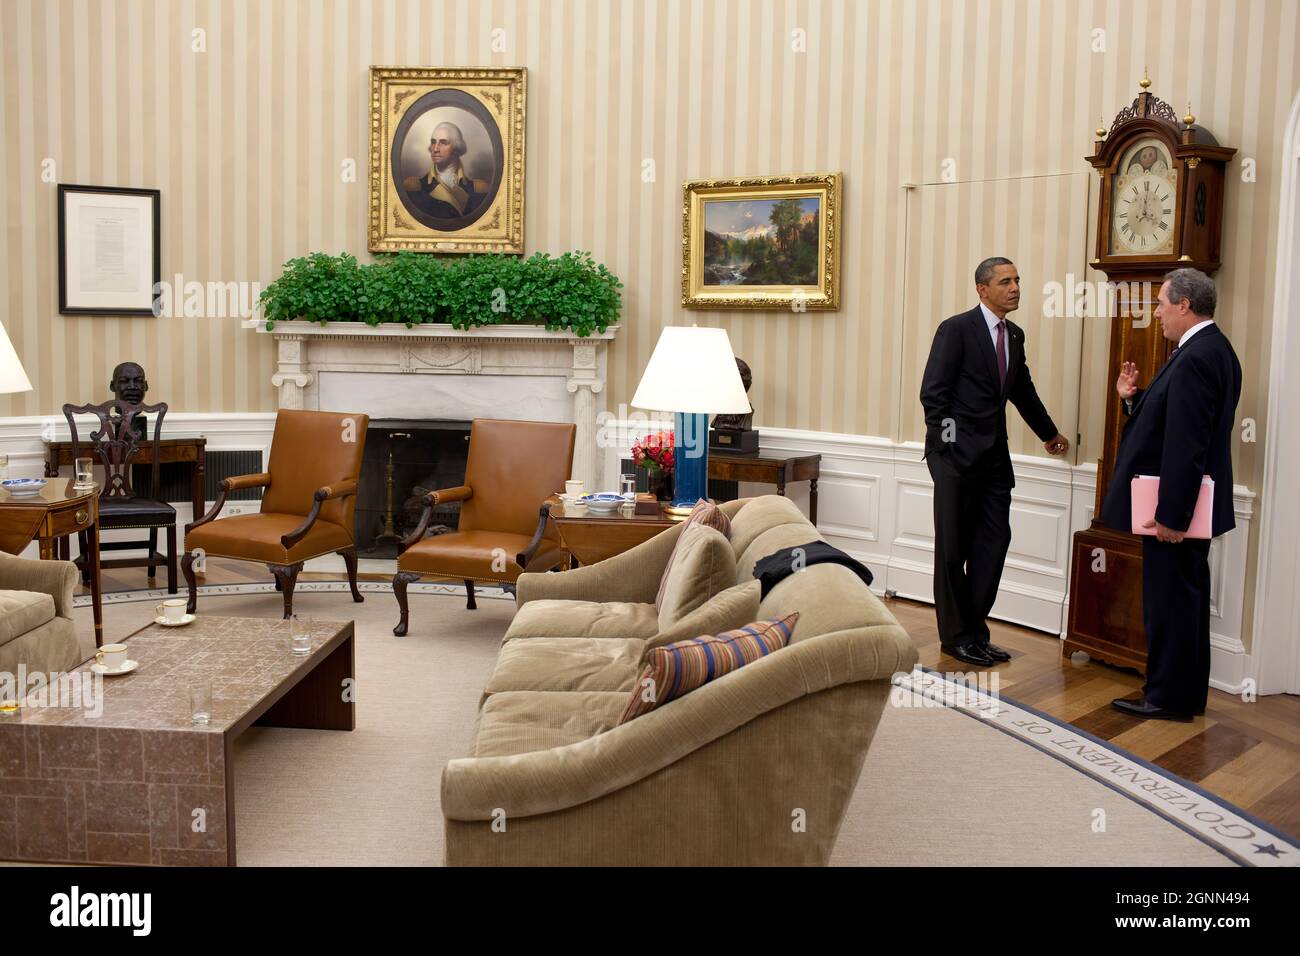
xmin=369 ymin=66 xmax=525 ymax=254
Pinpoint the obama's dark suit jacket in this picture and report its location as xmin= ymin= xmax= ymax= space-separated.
xmin=920 ymin=305 xmax=1059 ymax=476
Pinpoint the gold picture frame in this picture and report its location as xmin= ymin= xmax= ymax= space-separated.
xmin=369 ymin=66 xmax=526 ymax=254
xmin=682 ymin=172 xmax=841 ymax=310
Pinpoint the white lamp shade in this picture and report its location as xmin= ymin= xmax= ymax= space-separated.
xmin=0 ymin=320 xmax=32 ymax=395
xmin=630 ymin=326 xmax=751 ymax=414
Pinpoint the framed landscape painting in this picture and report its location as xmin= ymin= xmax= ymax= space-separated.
xmin=682 ymin=173 xmax=841 ymax=310
xmin=369 ymin=66 xmax=526 ymax=254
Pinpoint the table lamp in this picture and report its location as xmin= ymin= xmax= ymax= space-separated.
xmin=631 ymin=326 xmax=751 ymax=515
xmin=0 ymin=319 xmax=32 ymax=395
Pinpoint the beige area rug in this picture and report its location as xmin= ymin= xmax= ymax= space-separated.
xmin=71 ymin=589 xmax=1231 ymax=867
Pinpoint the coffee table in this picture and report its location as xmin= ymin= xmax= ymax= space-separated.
xmin=0 ymin=615 xmax=354 ymax=866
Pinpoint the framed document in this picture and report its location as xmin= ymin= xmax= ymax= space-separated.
xmin=369 ymin=66 xmax=526 ymax=254
xmin=57 ymin=184 xmax=161 ymax=315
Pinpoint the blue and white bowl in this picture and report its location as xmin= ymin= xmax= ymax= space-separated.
xmin=2 ymin=478 xmax=47 ymax=497
xmin=580 ymin=492 xmax=625 ymax=514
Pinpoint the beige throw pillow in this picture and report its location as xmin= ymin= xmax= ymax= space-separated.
xmin=655 ymin=524 xmax=735 ymax=631
xmin=644 ymin=580 xmax=761 ymax=654
xmin=655 ymin=499 xmax=733 ymax=611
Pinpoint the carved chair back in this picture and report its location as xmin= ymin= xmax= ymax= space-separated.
xmin=62 ymin=400 xmax=168 ymax=500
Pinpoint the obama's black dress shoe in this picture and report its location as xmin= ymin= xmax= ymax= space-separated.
xmin=942 ymin=642 xmax=996 ymax=667
xmin=981 ymin=642 xmax=1012 ymax=662
xmin=1111 ymin=697 xmax=1193 ymax=722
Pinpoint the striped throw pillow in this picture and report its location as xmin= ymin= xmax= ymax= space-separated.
xmin=654 ymin=498 xmax=733 ymax=611
xmin=619 ymin=612 xmax=798 ymax=723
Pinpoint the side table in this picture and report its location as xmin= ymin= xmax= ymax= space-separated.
xmin=548 ymin=499 xmax=677 ymax=566
xmin=709 ymin=452 xmax=821 ymax=524
xmin=0 ymin=479 xmax=104 ymax=647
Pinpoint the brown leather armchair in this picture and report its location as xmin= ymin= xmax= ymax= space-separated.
xmin=392 ymin=418 xmax=576 ymax=635
xmin=183 ymin=409 xmax=369 ymax=618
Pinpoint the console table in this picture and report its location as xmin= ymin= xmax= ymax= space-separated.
xmin=709 ymin=452 xmax=821 ymax=525
xmin=45 ymin=435 xmax=207 ymax=523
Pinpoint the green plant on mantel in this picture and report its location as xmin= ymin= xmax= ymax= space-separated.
xmin=258 ymin=250 xmax=623 ymax=337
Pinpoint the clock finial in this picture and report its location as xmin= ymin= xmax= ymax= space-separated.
xmin=1140 ymin=67 xmax=1151 ymax=89
xmin=1183 ymin=102 xmax=1196 ymax=125
xmin=1096 ymin=117 xmax=1107 ymax=139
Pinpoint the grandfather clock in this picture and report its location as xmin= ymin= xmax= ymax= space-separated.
xmin=1064 ymin=74 xmax=1235 ymax=671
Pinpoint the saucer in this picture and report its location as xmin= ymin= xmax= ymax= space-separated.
xmin=1 ymin=478 xmax=46 ymax=497
xmin=90 ymin=660 xmax=139 ymax=677
xmin=581 ymin=493 xmax=624 ymax=514
xmin=155 ymin=614 xmax=196 ymax=627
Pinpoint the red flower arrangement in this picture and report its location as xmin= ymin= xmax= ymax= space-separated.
xmin=631 ymin=430 xmax=675 ymax=474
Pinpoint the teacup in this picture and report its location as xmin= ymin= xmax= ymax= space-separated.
xmin=96 ymin=643 xmax=129 ymax=671
xmin=565 ymin=480 xmax=584 ymax=498
xmin=156 ymin=599 xmax=187 ymax=623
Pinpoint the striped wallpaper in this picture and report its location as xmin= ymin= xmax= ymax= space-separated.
xmin=899 ymin=172 xmax=1091 ymax=458
xmin=1 ymin=0 xmax=1296 ymax=493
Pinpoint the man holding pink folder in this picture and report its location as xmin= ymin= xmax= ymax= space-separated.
xmin=1100 ymin=268 xmax=1241 ymax=721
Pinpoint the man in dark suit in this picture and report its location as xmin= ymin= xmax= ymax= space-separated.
xmin=920 ymin=257 xmax=1071 ymax=666
xmin=1101 ymin=268 xmax=1241 ymax=720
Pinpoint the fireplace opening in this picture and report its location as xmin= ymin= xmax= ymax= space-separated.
xmin=355 ymin=419 xmax=471 ymax=558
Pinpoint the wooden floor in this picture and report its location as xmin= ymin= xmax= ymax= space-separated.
xmin=92 ymin=561 xmax=1300 ymax=842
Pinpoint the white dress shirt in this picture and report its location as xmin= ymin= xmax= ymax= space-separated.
xmin=978 ymin=302 xmax=1006 ymax=352
xmin=1178 ymin=319 xmax=1215 ymax=349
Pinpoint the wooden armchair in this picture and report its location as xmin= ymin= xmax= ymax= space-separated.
xmin=63 ymin=399 xmax=177 ymax=592
xmin=392 ymin=418 xmax=576 ymax=635
xmin=183 ymin=409 xmax=369 ymax=618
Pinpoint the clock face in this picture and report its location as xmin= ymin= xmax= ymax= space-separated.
xmin=1110 ymin=137 xmax=1178 ymax=255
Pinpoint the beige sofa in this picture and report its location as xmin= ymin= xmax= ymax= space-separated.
xmin=0 ymin=551 xmax=82 ymax=678
xmin=442 ymin=495 xmax=918 ymax=866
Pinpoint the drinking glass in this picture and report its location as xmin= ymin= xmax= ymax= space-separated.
xmin=75 ymin=457 xmax=94 ymax=487
xmin=189 ymin=682 xmax=211 ymax=725
xmin=290 ymin=615 xmax=312 ymax=657
xmin=621 ymin=473 xmax=637 ymax=497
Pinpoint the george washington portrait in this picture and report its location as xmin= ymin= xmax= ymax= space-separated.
xmin=392 ymin=91 xmax=503 ymax=232
xmin=370 ymin=67 xmax=525 ymax=253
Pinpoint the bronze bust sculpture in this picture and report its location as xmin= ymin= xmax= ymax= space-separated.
xmin=710 ymin=356 xmax=759 ymax=454
xmin=109 ymin=362 xmax=150 ymax=437
xmin=711 ymin=357 xmax=754 ymax=433
xmin=110 ymin=362 xmax=149 ymax=405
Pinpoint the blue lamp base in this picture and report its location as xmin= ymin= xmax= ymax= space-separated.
xmin=668 ymin=411 xmax=710 ymax=515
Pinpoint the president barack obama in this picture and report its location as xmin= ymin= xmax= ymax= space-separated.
xmin=920 ymin=258 xmax=1071 ymax=666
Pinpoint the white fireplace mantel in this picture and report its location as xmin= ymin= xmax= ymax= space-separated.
xmin=247 ymin=320 xmax=620 ymax=490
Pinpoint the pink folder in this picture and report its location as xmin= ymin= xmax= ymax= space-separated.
xmin=1131 ymin=475 xmax=1214 ymax=539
